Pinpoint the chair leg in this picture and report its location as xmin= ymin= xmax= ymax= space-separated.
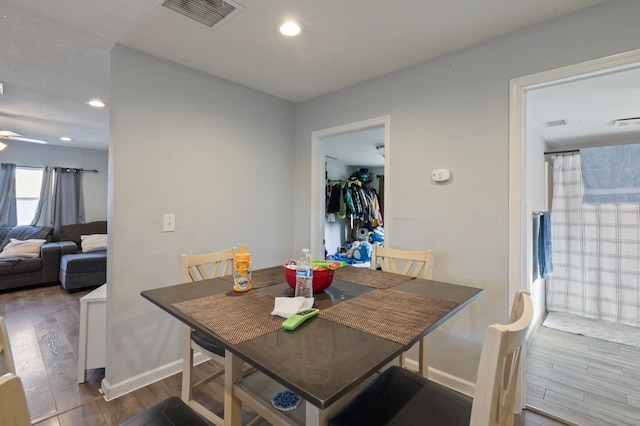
xmin=181 ymin=325 xmax=193 ymax=403
xmin=394 ymin=354 xmax=403 ymax=367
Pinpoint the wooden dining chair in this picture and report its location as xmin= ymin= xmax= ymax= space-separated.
xmin=371 ymin=245 xmax=433 ymax=375
xmin=329 ymin=289 xmax=533 ymax=426
xmin=371 ymin=245 xmax=433 ymax=279
xmin=178 ymin=247 xmax=236 ymax=426
xmin=0 ymin=374 xmax=31 ymax=426
xmin=0 ymin=316 xmax=16 ymax=376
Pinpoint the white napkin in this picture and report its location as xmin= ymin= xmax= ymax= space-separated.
xmin=271 ymin=297 xmax=314 ymax=318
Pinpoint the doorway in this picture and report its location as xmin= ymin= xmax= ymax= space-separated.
xmin=310 ymin=115 xmax=392 ymax=256
xmin=509 ymin=49 xmax=640 ymax=423
xmin=322 ymin=126 xmax=385 ymax=260
xmin=310 ymin=116 xmax=390 ymax=259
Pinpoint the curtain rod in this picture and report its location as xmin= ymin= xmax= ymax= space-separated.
xmin=15 ymin=164 xmax=98 ymax=173
xmin=544 ymin=149 xmax=579 ymax=155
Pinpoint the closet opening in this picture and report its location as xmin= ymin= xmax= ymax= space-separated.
xmin=323 ymin=145 xmax=384 ymax=266
xmin=310 ymin=116 xmax=390 ymax=263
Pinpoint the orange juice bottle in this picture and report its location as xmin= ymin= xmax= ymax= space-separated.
xmin=233 ymin=244 xmax=252 ymax=292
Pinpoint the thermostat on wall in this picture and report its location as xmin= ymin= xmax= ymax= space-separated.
xmin=432 ymin=169 xmax=451 ymax=182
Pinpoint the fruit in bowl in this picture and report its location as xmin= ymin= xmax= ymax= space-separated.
xmin=284 ymin=265 xmax=335 ymax=294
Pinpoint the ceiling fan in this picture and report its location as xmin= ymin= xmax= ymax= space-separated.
xmin=0 ymin=129 xmax=48 ymax=144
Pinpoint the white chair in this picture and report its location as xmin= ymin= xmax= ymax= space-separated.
xmin=178 ymin=247 xmax=236 ymax=426
xmin=371 ymin=245 xmax=433 ymax=279
xmin=329 ymin=289 xmax=534 ymax=426
xmin=0 ymin=316 xmax=16 ymax=376
xmin=371 ymin=245 xmax=433 ymax=375
xmin=0 ymin=374 xmax=31 ymax=426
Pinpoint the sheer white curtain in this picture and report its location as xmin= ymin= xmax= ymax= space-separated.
xmin=547 ymin=153 xmax=640 ymax=327
xmin=30 ymin=166 xmax=54 ymax=226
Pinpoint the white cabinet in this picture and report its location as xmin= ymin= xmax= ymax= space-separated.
xmin=77 ymin=284 xmax=106 ymax=383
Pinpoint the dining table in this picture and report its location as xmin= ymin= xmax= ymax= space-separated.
xmin=141 ymin=265 xmax=483 ymax=426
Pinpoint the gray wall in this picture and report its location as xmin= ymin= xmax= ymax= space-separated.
xmin=106 ymin=46 xmax=295 ymax=390
xmin=0 ymin=143 xmax=108 ymax=221
xmin=294 ymin=0 xmax=640 ymax=383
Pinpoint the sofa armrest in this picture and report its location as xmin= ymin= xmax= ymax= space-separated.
xmin=57 ymin=241 xmax=79 ymax=256
xmin=41 ymin=242 xmax=62 ymax=283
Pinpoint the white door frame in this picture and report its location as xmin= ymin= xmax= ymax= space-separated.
xmin=508 ymin=48 xmax=640 ymax=410
xmin=310 ymin=115 xmax=391 ymax=258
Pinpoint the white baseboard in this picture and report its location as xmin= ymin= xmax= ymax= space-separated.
xmin=100 ymin=354 xmax=475 ymax=402
xmin=100 ymin=353 xmax=209 ymax=401
xmin=404 ymin=358 xmax=475 ymax=397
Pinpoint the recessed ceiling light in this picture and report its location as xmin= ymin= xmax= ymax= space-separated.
xmin=86 ymin=99 xmax=107 ymax=108
xmin=279 ymin=20 xmax=303 ymax=36
xmin=60 ymin=136 xmax=72 ymax=142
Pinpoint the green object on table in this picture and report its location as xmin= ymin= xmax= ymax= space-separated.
xmin=282 ymin=308 xmax=320 ymax=330
xmin=311 ymin=260 xmax=346 ymax=270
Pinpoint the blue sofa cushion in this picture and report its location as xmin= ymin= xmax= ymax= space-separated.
xmin=60 ymin=252 xmax=107 ymax=274
xmin=0 ymin=226 xmax=53 ymax=251
xmin=59 ymin=221 xmax=107 ymax=249
xmin=0 ymin=257 xmax=42 ymax=275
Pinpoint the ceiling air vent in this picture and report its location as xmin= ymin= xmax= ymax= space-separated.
xmin=544 ymin=119 xmax=568 ymax=128
xmin=161 ymin=0 xmax=243 ymax=28
xmin=613 ymin=116 xmax=640 ymax=126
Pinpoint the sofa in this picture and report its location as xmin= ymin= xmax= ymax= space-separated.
xmin=0 ymin=225 xmax=59 ymax=291
xmin=0 ymin=221 xmax=107 ymax=293
xmin=56 ymin=221 xmax=107 ymax=292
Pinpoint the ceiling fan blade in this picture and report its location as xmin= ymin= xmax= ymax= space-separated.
xmin=7 ymin=136 xmax=48 ymax=144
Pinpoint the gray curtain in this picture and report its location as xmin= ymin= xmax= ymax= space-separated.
xmin=53 ymin=168 xmax=85 ymax=236
xmin=0 ymin=163 xmax=17 ymax=227
xmin=30 ymin=166 xmax=54 ymax=226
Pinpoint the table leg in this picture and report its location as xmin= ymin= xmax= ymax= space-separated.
xmin=305 ymin=401 xmax=329 ymax=426
xmin=77 ymin=299 xmax=88 ymax=383
xmin=418 ymin=337 xmax=429 ymax=377
xmin=224 ymin=350 xmax=243 ymax=426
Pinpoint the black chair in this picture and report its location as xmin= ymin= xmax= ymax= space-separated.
xmin=329 ymin=290 xmax=533 ymax=426
xmin=120 ymin=396 xmax=211 ymax=426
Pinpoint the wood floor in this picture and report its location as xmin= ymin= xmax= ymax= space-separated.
xmin=527 ymin=325 xmax=640 ymax=426
xmin=2 ymin=283 xmax=562 ymax=425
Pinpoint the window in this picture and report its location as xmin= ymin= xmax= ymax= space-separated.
xmin=15 ymin=167 xmax=43 ymax=225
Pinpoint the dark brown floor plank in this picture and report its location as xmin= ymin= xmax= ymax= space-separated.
xmin=96 ymin=392 xmax=147 ymax=425
xmin=57 ymin=400 xmax=109 ymax=426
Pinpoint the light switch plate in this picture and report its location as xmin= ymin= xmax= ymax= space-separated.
xmin=163 ymin=214 xmax=175 ymax=232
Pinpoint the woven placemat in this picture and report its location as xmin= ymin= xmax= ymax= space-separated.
xmin=172 ymin=291 xmax=281 ymax=345
xmin=333 ymin=266 xmax=414 ymax=289
xmin=219 ymin=265 xmax=285 ymax=289
xmin=319 ymin=289 xmax=458 ymax=345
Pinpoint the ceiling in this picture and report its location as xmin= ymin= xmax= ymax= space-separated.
xmin=529 ymin=65 xmax=640 ymax=151
xmin=0 ymin=0 xmax=620 ymax=153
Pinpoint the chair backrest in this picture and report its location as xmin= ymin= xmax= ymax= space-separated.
xmin=0 ymin=316 xmax=15 ymax=375
xmin=0 ymin=374 xmax=31 ymax=426
xmin=371 ymin=245 xmax=433 ymax=279
xmin=470 ymin=289 xmax=533 ymax=426
xmin=178 ymin=247 xmax=236 ymax=283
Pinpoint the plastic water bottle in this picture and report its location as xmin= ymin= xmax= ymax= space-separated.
xmin=295 ymin=249 xmax=313 ymax=298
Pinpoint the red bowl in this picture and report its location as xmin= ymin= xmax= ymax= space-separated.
xmin=284 ymin=266 xmax=335 ymax=293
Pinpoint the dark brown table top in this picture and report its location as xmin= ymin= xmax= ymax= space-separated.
xmin=141 ymin=267 xmax=483 ymax=409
